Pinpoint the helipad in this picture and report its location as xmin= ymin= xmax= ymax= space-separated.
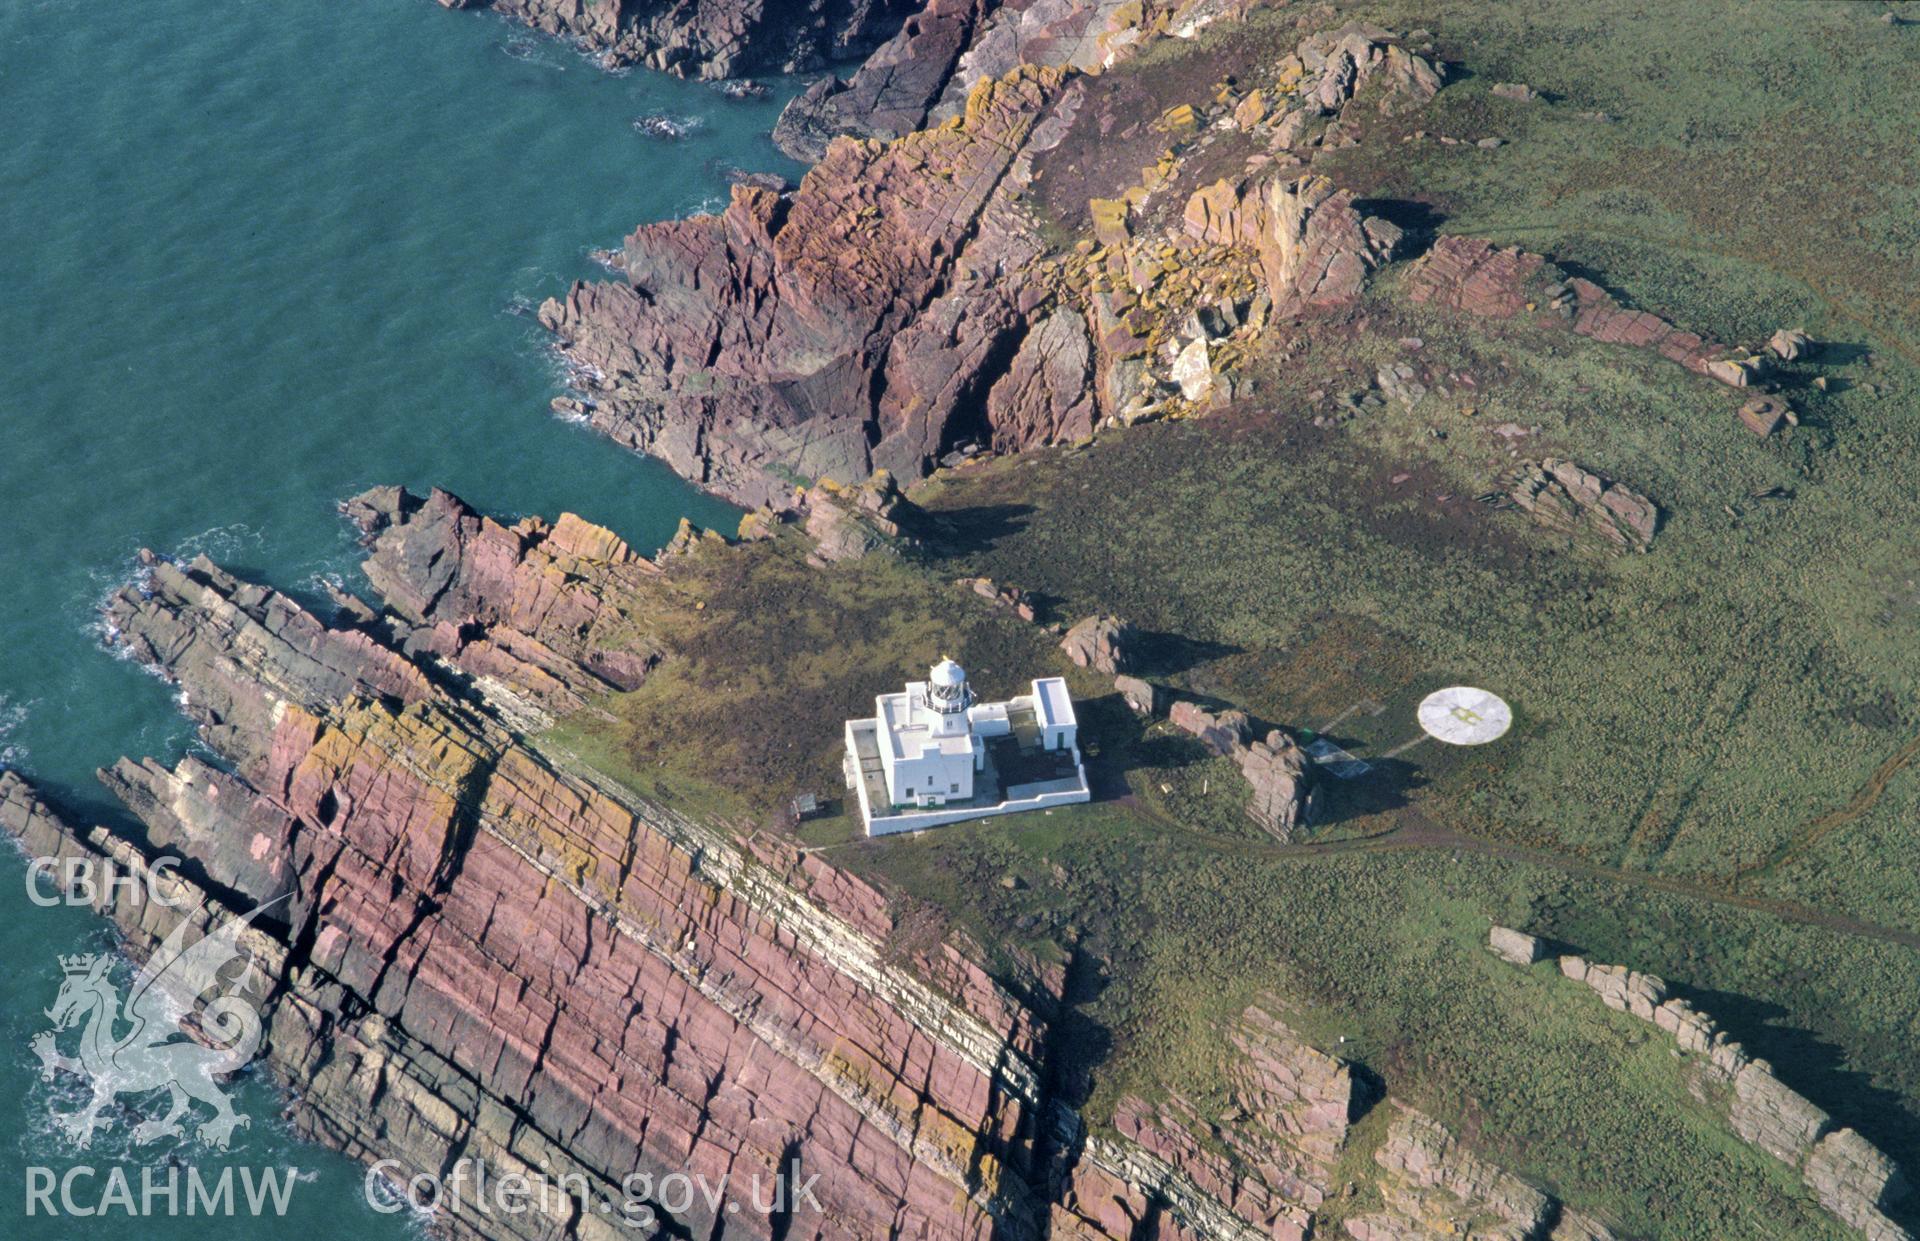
xmin=1416 ymin=687 xmax=1512 ymax=745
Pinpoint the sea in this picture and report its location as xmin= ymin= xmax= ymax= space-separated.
xmin=0 ymin=0 xmax=798 ymax=1235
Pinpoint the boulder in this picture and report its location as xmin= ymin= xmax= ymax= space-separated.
xmin=1738 ymin=395 xmax=1794 ymax=438
xmin=1707 ymin=355 xmax=1766 ymax=387
xmin=1061 ymin=614 xmax=1136 ymax=673
xmin=960 ymin=575 xmax=1036 ymax=622
xmin=1170 ymin=338 xmax=1214 ymax=402
xmin=1376 ymin=360 xmax=1426 ymax=405
xmin=1488 ymin=926 xmax=1544 ymax=966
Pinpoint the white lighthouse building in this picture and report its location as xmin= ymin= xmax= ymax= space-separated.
xmin=844 ymin=659 xmax=1090 ymax=835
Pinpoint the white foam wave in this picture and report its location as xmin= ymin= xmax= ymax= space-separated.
xmin=632 ymin=113 xmax=705 ymax=141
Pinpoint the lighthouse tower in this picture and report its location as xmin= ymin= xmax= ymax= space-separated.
xmin=926 ymin=657 xmax=973 ymax=737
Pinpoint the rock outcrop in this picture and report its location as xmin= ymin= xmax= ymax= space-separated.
xmin=451 ymin=0 xmax=917 ymax=80
xmin=5 ymin=483 xmax=1679 ymax=1241
xmin=1170 ymin=700 xmax=1252 ymax=756
xmin=1169 ymin=704 xmax=1320 ymax=839
xmin=1406 ymin=236 xmax=1742 ymax=383
xmin=546 ymin=7 xmax=1426 ymax=505
xmin=1351 ymin=1103 xmax=1556 ymax=1241
xmin=773 ymin=0 xmax=994 ymax=160
xmin=1493 ymin=930 xmax=1914 ymax=1241
xmin=1114 ymin=674 xmax=1160 ymax=716
xmin=541 ymin=67 xmax=1080 ymax=507
xmin=1183 ymin=174 xmax=1405 ymax=313
xmin=339 ymin=485 xmax=668 ymax=713
xmin=792 ymin=469 xmax=918 ymax=564
xmin=1236 ymin=729 xmax=1319 ymax=842
xmin=1488 ymin=924 xmax=1546 ymax=966
xmin=1071 ymin=1003 xmax=1355 ymax=1241
xmin=775 ymin=0 xmax=1179 ymax=160
xmin=1506 ymin=458 xmax=1660 ymax=554
xmin=1060 ymin=614 xmax=1135 ymax=673
xmin=1769 ymin=327 xmax=1815 ymax=361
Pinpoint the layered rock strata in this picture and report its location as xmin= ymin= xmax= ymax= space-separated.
xmin=1047 ymin=1002 xmax=1352 ymax=1240
xmin=1505 ymin=458 xmax=1660 ymax=555
xmin=4 ymin=486 xmax=1663 ymax=1241
xmin=1405 ymin=236 xmax=1749 ymax=385
xmin=55 ymin=523 xmax=1069 ymax=1239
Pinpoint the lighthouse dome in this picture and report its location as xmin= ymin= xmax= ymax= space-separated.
xmin=927 ymin=658 xmax=972 ymax=715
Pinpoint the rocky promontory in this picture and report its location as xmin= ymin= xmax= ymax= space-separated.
xmin=540 ymin=7 xmax=1431 ymax=506
xmin=3 ymin=487 xmax=1709 ymax=1240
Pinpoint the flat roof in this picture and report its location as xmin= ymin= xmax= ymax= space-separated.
xmin=1032 ymin=677 xmax=1076 ymax=730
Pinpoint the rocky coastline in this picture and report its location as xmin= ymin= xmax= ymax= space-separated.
xmin=8 ymin=477 xmax=1897 ymax=1237
xmin=537 ymin=5 xmax=1433 ymax=508
xmin=0 ymin=488 xmax=1672 ymax=1239
xmin=5 ymin=2 xmax=1906 ymax=1238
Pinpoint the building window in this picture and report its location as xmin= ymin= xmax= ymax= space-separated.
xmin=950 ymin=783 xmax=960 ymax=793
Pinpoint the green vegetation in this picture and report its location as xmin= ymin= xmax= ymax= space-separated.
xmin=542 ymin=4 xmax=1920 ymax=1235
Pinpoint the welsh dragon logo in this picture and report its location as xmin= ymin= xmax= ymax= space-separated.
xmin=32 ymin=897 xmax=282 ymax=1150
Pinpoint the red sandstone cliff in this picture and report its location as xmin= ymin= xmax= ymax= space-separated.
xmin=539 ymin=8 xmax=1434 ymax=507
xmin=2 ymin=488 xmax=1638 ymax=1240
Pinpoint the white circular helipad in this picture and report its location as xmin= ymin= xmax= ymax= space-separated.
xmin=1417 ymin=687 xmax=1512 ymax=746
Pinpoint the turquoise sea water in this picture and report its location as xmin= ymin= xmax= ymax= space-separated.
xmin=0 ymin=1 xmax=795 ymax=1234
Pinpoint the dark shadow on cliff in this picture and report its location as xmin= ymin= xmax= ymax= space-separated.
xmin=999 ymin=946 xmax=1112 ymax=1241
xmin=1352 ymin=197 xmax=1447 ymax=260
xmin=1673 ymin=981 xmax=1920 ymax=1230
